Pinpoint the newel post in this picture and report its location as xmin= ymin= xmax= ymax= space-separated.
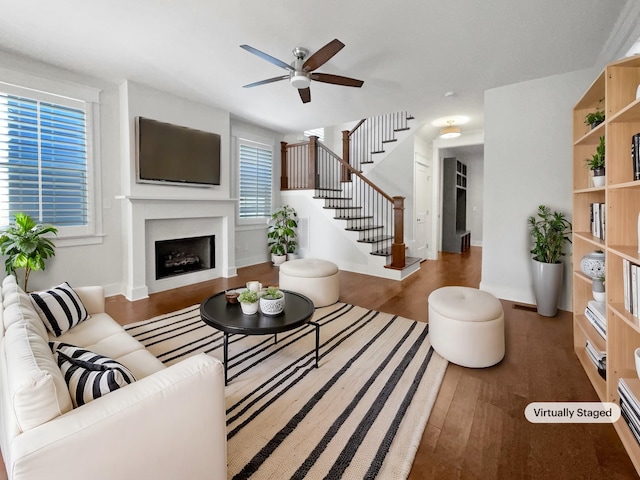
xmin=280 ymin=141 xmax=288 ymax=190
xmin=391 ymin=196 xmax=406 ymax=269
xmin=308 ymin=135 xmax=318 ymax=189
xmin=341 ymin=130 xmax=351 ymax=183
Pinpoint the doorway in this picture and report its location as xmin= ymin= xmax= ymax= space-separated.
xmin=414 ymin=153 xmax=433 ymax=260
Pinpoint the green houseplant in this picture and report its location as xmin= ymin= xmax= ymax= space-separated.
xmin=267 ymin=205 xmax=298 ymax=265
xmin=259 ymin=286 xmax=285 ymax=315
xmin=585 ymin=136 xmax=605 ymax=187
xmin=0 ymin=213 xmax=58 ymax=291
xmin=238 ymin=289 xmax=259 ymax=315
xmin=528 ymin=205 xmax=572 ymax=317
xmin=584 ymin=100 xmax=605 ymax=129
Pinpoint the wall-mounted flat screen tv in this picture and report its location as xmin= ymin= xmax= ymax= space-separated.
xmin=136 ymin=117 xmax=221 ymax=186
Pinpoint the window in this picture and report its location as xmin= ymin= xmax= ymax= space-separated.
xmin=304 ymin=127 xmax=324 ymax=142
xmin=0 ymin=79 xmax=96 ymax=238
xmin=238 ymin=140 xmax=272 ymax=219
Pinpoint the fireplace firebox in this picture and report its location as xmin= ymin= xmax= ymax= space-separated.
xmin=155 ymin=235 xmax=215 ymax=280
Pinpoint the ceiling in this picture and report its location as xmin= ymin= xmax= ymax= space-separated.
xmin=0 ymin=1 xmax=635 ymax=137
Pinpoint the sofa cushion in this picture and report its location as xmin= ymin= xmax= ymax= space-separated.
xmin=50 ymin=342 xmax=137 ymax=407
xmin=3 ymin=296 xmax=50 ymax=340
xmin=5 ymin=321 xmax=73 ymax=432
xmin=30 ymin=282 xmax=90 ymax=337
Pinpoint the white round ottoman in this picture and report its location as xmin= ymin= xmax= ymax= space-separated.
xmin=428 ymin=286 xmax=505 ymax=368
xmin=279 ymin=258 xmax=339 ymax=308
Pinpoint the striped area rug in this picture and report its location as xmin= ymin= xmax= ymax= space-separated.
xmin=125 ymin=302 xmax=448 ymax=479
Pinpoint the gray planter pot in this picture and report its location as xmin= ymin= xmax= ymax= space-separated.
xmin=531 ymin=258 xmax=563 ymax=317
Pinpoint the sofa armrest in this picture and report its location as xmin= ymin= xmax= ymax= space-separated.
xmin=73 ymin=286 xmax=105 ymax=315
xmin=7 ymin=354 xmax=226 ymax=480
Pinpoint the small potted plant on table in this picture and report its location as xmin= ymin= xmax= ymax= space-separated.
xmin=259 ymin=286 xmax=285 ymax=315
xmin=238 ymin=290 xmax=259 ymax=315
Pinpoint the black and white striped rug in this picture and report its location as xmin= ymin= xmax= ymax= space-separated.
xmin=125 ymin=302 xmax=448 ymax=479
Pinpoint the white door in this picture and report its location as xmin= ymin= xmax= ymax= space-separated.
xmin=414 ymin=155 xmax=433 ymax=260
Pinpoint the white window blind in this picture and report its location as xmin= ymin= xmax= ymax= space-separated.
xmin=239 ymin=141 xmax=272 ymax=218
xmin=0 ymin=90 xmax=88 ymax=228
xmin=304 ymin=127 xmax=324 ymax=142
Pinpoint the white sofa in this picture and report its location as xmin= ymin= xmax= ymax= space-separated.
xmin=0 ymin=275 xmax=227 ymax=480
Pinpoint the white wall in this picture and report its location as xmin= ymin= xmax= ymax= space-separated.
xmin=480 ymin=67 xmax=598 ymax=311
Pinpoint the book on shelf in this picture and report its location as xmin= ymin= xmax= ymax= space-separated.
xmin=633 ymin=133 xmax=640 ymax=182
xmin=585 ymin=300 xmax=606 ymax=339
xmin=585 ymin=339 xmax=606 ymax=379
xmin=623 ymin=259 xmax=640 ymax=318
xmin=619 ymin=378 xmax=640 ymax=444
xmin=589 ymin=202 xmax=605 ymax=240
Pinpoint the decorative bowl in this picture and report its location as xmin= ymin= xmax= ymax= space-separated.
xmin=225 ymin=291 xmax=239 ymax=304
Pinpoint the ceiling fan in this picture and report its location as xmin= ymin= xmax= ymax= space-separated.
xmin=240 ymin=39 xmax=364 ymax=104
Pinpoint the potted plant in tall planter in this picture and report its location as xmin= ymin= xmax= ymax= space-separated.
xmin=586 ymin=136 xmax=605 ymax=187
xmin=267 ymin=205 xmax=298 ymax=266
xmin=528 ymin=205 xmax=572 ymax=317
xmin=0 ymin=213 xmax=57 ymax=291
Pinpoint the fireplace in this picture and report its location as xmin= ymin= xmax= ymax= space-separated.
xmin=155 ymin=235 xmax=215 ymax=280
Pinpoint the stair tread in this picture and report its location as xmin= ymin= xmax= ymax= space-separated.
xmin=345 ymin=225 xmax=383 ymax=232
xmin=356 ymin=235 xmax=392 ymax=243
xmin=361 ymin=161 xmax=374 ymax=165
xmin=371 ymin=248 xmax=391 ymax=257
xmin=315 ymin=188 xmax=342 ymax=192
xmin=323 ymin=206 xmax=362 ymax=210
xmin=381 ymin=139 xmax=397 ymax=144
xmin=313 ymin=196 xmax=351 ymax=200
xmin=371 ymin=150 xmax=385 ymax=154
xmin=394 ymin=127 xmax=410 ymax=132
xmin=334 ymin=215 xmax=372 ymax=220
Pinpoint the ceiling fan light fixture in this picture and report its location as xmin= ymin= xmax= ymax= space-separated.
xmin=290 ymin=72 xmax=311 ymax=89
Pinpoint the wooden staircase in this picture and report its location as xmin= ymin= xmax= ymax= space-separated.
xmin=281 ymin=111 xmax=420 ymax=279
xmin=342 ymin=111 xmax=415 ymax=173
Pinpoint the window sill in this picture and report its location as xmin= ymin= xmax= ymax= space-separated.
xmin=55 ymin=234 xmax=105 ymax=248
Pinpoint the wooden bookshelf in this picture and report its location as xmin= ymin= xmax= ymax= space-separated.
xmin=573 ymin=54 xmax=640 ymax=473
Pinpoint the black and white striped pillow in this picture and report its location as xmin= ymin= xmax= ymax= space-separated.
xmin=30 ymin=282 xmax=90 ymax=336
xmin=49 ymin=342 xmax=137 ymax=408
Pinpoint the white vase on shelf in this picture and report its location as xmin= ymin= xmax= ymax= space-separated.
xmin=592 ymin=174 xmax=605 ymax=187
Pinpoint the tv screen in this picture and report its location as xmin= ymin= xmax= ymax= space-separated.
xmin=136 ymin=117 xmax=221 ymax=186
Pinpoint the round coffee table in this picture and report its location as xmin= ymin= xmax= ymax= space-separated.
xmin=200 ymin=289 xmax=317 ymax=384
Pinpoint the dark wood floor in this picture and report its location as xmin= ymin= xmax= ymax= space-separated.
xmin=4 ymin=248 xmax=636 ymax=479
xmin=103 ymin=247 xmax=640 ymax=479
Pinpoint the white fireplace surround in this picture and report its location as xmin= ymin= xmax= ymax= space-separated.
xmin=122 ymin=196 xmax=237 ymax=301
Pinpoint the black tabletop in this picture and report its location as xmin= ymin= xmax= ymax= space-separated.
xmin=200 ymin=289 xmax=315 ymax=335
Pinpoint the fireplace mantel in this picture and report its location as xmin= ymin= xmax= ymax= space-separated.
xmin=120 ymin=195 xmax=237 ymax=301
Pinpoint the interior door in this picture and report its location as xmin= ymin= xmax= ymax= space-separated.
xmin=414 ymin=155 xmax=433 ymax=260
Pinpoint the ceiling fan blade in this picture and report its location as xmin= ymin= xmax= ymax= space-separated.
xmin=243 ymin=75 xmax=289 ymax=88
xmin=303 ymin=39 xmax=345 ymax=72
xmin=298 ymin=87 xmax=311 ymax=103
xmin=311 ymin=73 xmax=364 ymax=88
xmin=240 ymin=44 xmax=293 ymax=71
